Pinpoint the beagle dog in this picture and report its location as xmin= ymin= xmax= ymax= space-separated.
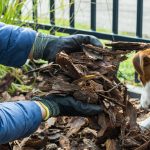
xmin=133 ymin=49 xmax=150 ymax=129
xmin=133 ymin=49 xmax=150 ymax=109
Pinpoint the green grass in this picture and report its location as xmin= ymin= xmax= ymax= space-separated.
xmin=8 ymin=83 xmax=32 ymax=94
xmin=0 ymin=65 xmax=12 ymax=78
xmin=117 ymin=52 xmax=135 ymax=84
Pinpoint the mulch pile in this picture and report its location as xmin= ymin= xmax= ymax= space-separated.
xmin=0 ymin=43 xmax=150 ymax=150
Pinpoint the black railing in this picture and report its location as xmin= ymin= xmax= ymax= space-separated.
xmin=49 ymin=0 xmax=55 ymax=34
xmin=136 ymin=0 xmax=143 ymax=38
xmin=91 ymin=0 xmax=96 ymax=31
xmin=112 ymin=0 xmax=119 ymax=34
xmin=27 ymin=0 xmax=150 ymax=43
xmin=32 ymin=0 xmax=38 ymax=26
xmin=69 ymin=0 xmax=75 ymax=28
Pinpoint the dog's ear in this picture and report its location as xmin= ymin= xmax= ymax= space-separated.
xmin=142 ymin=54 xmax=150 ymax=66
xmin=133 ymin=53 xmax=144 ymax=75
xmin=133 ymin=52 xmax=150 ymax=76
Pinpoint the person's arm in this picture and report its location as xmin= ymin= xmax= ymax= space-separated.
xmin=0 ymin=101 xmax=42 ymax=144
xmin=0 ymin=22 xmax=102 ymax=67
xmin=0 ymin=96 xmax=102 ymax=144
xmin=0 ymin=22 xmax=36 ymax=67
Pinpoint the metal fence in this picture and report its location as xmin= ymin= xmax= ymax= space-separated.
xmin=24 ymin=0 xmax=150 ymax=43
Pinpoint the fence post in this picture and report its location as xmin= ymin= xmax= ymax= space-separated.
xmin=69 ymin=0 xmax=75 ymax=28
xmin=91 ymin=0 xmax=96 ymax=31
xmin=136 ymin=0 xmax=143 ymax=38
xmin=32 ymin=0 xmax=38 ymax=30
xmin=112 ymin=0 xmax=119 ymax=35
xmin=50 ymin=0 xmax=55 ymax=35
xmin=135 ymin=0 xmax=143 ymax=83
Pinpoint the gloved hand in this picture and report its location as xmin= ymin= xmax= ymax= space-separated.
xmin=32 ymin=95 xmax=103 ymax=118
xmin=32 ymin=33 xmax=103 ymax=62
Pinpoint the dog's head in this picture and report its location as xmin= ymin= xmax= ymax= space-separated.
xmin=133 ymin=49 xmax=150 ymax=109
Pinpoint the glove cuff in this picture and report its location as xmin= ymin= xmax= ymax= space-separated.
xmin=32 ymin=96 xmax=60 ymax=119
xmin=31 ymin=33 xmax=56 ymax=59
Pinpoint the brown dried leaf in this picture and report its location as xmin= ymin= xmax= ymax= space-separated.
xmin=126 ymin=101 xmax=137 ymax=129
xmin=83 ymin=138 xmax=99 ymax=150
xmin=83 ymin=47 xmax=103 ymax=60
xmin=0 ymin=73 xmax=14 ymax=93
xmin=0 ymin=144 xmax=11 ymax=150
xmin=106 ymin=41 xmax=150 ymax=51
xmin=97 ymin=126 xmax=120 ymax=144
xmin=107 ymin=107 xmax=117 ymax=126
xmin=83 ymin=44 xmax=129 ymax=56
xmin=67 ymin=117 xmax=88 ymax=137
xmin=73 ymin=87 xmax=98 ymax=103
xmin=45 ymin=117 xmax=57 ymax=129
xmin=88 ymin=80 xmax=103 ymax=92
xmin=56 ymin=52 xmax=86 ymax=79
xmin=51 ymin=77 xmax=79 ymax=92
xmin=1 ymin=91 xmax=11 ymax=101
xmin=73 ymin=79 xmax=103 ymax=103
xmin=97 ymin=113 xmax=120 ymax=144
xmin=39 ymin=76 xmax=79 ymax=93
xmin=46 ymin=144 xmax=58 ymax=150
xmin=47 ymin=129 xmax=62 ymax=142
xmin=135 ymin=140 xmax=150 ymax=150
xmin=20 ymin=136 xmax=48 ymax=149
xmin=123 ymin=138 xmax=141 ymax=148
xmin=98 ymin=113 xmax=108 ymax=129
xmin=59 ymin=136 xmax=71 ymax=150
xmin=82 ymin=127 xmax=97 ymax=137
xmin=105 ymin=139 xmax=118 ymax=150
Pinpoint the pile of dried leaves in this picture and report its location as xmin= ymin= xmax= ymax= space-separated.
xmin=0 ymin=43 xmax=150 ymax=150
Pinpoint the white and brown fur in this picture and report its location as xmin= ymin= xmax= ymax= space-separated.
xmin=133 ymin=49 xmax=150 ymax=129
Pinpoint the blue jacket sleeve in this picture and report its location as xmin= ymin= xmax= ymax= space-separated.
xmin=0 ymin=22 xmax=37 ymax=67
xmin=0 ymin=101 xmax=42 ymax=144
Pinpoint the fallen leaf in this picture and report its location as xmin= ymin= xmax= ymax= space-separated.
xmin=82 ymin=127 xmax=97 ymax=137
xmin=135 ymin=140 xmax=150 ymax=150
xmin=126 ymin=101 xmax=137 ymax=129
xmin=105 ymin=139 xmax=118 ymax=150
xmin=59 ymin=136 xmax=71 ymax=150
xmin=2 ymin=91 xmax=11 ymax=100
xmin=56 ymin=52 xmax=86 ymax=79
xmin=67 ymin=117 xmax=88 ymax=137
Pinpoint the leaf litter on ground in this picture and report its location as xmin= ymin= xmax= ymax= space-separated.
xmin=1 ymin=42 xmax=150 ymax=150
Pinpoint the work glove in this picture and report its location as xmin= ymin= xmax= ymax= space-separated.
xmin=32 ymin=33 xmax=103 ymax=62
xmin=32 ymin=95 xmax=103 ymax=119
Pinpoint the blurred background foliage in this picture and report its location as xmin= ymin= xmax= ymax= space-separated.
xmin=0 ymin=0 xmax=25 ymax=24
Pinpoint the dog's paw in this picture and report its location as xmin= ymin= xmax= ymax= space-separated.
xmin=140 ymin=86 xmax=150 ymax=109
xmin=140 ymin=98 xmax=150 ymax=109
